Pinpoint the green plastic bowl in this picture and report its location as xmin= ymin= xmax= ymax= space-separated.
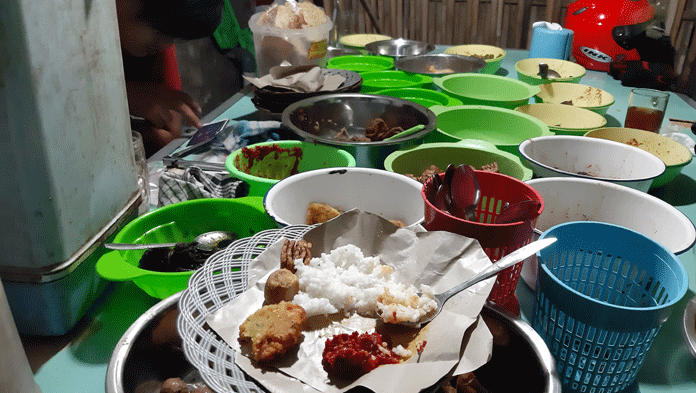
xmin=359 ymin=71 xmax=433 ymax=94
xmin=95 ymin=197 xmax=276 ymax=299
xmin=434 ymin=73 xmax=541 ymax=110
xmin=423 ymin=105 xmax=553 ymax=156
xmin=374 ymin=87 xmax=463 ymax=107
xmin=384 ymin=139 xmax=533 ymax=181
xmin=515 ymin=58 xmax=586 ymax=85
xmin=534 ymin=82 xmax=615 ymax=115
xmin=444 ymin=44 xmax=506 ymax=74
xmin=585 ymin=127 xmax=694 ymax=188
xmin=339 ymin=34 xmax=393 ymax=55
xmin=226 ymin=140 xmax=356 ymax=197
xmin=327 ymin=55 xmax=394 ymax=73
xmin=515 ymin=103 xmax=607 ymax=136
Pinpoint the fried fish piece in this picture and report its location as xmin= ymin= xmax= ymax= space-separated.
xmin=306 ymin=202 xmax=342 ymax=225
xmin=238 ymin=301 xmax=307 ymax=363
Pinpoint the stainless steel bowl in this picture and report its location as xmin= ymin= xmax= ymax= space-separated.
xmin=326 ymin=46 xmax=360 ymax=59
xmin=107 ymin=291 xmax=559 ymax=393
xmin=365 ymin=38 xmax=436 ymax=57
xmin=281 ymin=93 xmax=437 ymax=168
xmin=446 ymin=305 xmax=561 ymax=393
xmin=106 ymin=292 xmax=207 ymax=393
xmin=395 ymin=53 xmax=487 ymax=75
xmin=683 ymin=293 xmax=696 ymax=358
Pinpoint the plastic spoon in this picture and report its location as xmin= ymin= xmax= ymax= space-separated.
xmin=426 ymin=173 xmax=442 ymax=205
xmin=384 ymin=237 xmax=557 ymax=327
xmin=104 ymin=231 xmax=237 ymax=252
xmin=495 ymin=200 xmax=541 ymax=224
xmin=538 ymin=63 xmax=561 ymax=79
xmin=383 ymin=124 xmax=426 ymax=141
xmin=448 ymin=164 xmax=480 ymax=221
xmin=434 ymin=164 xmax=456 ymax=212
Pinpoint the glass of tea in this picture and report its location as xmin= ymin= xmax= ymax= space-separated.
xmin=624 ymin=88 xmax=670 ymax=133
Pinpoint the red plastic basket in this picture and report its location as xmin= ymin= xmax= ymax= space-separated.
xmin=422 ymin=170 xmax=544 ymax=314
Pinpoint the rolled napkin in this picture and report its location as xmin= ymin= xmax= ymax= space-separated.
xmin=529 ymin=21 xmax=574 ymax=60
xmin=244 ymin=62 xmax=344 ymax=93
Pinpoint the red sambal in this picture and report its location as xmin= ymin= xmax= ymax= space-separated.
xmin=322 ymin=332 xmax=401 ymax=380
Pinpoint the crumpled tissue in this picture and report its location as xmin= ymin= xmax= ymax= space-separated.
xmin=661 ymin=123 xmax=696 ymax=156
xmin=244 ymin=61 xmax=344 ymax=93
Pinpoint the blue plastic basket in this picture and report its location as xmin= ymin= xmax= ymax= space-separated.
xmin=532 ymin=222 xmax=688 ymax=393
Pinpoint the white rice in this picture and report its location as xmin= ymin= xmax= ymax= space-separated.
xmin=292 ymin=244 xmax=437 ymax=323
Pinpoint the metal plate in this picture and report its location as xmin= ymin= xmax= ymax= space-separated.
xmin=395 ymin=54 xmax=487 ymax=76
xmin=365 ymin=38 xmax=435 ymax=57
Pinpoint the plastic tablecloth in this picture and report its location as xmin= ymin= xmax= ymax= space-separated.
xmin=28 ymin=49 xmax=696 ymax=393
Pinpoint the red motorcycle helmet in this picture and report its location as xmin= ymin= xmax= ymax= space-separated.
xmin=564 ymin=0 xmax=655 ymax=72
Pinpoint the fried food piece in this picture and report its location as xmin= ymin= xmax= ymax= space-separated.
xmin=389 ymin=219 xmax=406 ymax=228
xmin=265 ymin=268 xmax=300 ymax=304
xmin=480 ymin=162 xmax=498 ymax=173
xmin=238 ymin=301 xmax=307 ymax=363
xmin=280 ymin=239 xmax=313 ymax=272
xmin=439 ymin=372 xmax=490 ymax=393
xmin=161 ymin=378 xmax=188 ymax=393
xmin=297 ymin=1 xmax=327 ymax=26
xmin=405 ymin=165 xmax=444 ymax=184
xmin=306 ymin=202 xmax=342 ymax=225
xmin=364 ymin=118 xmax=402 ymax=141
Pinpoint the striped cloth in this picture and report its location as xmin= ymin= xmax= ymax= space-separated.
xmin=157 ymin=120 xmax=287 ymax=207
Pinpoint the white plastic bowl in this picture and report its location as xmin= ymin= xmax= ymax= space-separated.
xmin=264 ymin=167 xmax=424 ymax=227
xmin=519 ymin=135 xmax=666 ymax=192
xmin=520 ymin=177 xmax=696 ymax=289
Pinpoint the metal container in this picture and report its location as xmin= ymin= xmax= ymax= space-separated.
xmin=281 ymin=93 xmax=437 ymax=168
xmin=106 ymin=291 xmax=203 ymax=393
xmin=395 ymin=53 xmax=487 ymax=76
xmin=1 ymin=194 xmax=140 ymax=336
xmin=365 ymin=38 xmax=435 ymax=57
xmin=107 ymin=294 xmax=560 ymax=393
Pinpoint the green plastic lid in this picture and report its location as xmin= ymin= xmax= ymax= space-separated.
xmin=360 ymin=71 xmax=433 ymax=93
xmin=327 ymin=55 xmax=394 ymax=73
xmin=374 ymin=87 xmax=462 ymax=107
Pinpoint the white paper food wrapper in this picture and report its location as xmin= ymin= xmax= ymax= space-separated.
xmin=207 ymin=210 xmax=495 ymax=393
xmin=244 ymin=61 xmax=345 ymax=93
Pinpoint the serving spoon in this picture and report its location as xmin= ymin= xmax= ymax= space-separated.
xmin=104 ymin=230 xmax=237 ymax=252
xmin=449 ymin=164 xmax=480 ymax=221
xmin=495 ymin=200 xmax=541 ymax=224
xmin=538 ymin=63 xmax=561 ymax=79
xmin=387 ymin=237 xmax=557 ymax=327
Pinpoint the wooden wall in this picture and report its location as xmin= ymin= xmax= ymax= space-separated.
xmin=325 ymin=0 xmax=574 ymax=49
xmin=325 ymin=0 xmax=696 ymax=99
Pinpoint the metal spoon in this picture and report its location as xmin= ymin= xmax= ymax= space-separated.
xmin=386 ymin=237 xmax=557 ymax=327
xmin=538 ymin=63 xmax=561 ymax=79
xmin=104 ymin=230 xmax=237 ymax=251
xmin=495 ymin=200 xmax=542 ymax=224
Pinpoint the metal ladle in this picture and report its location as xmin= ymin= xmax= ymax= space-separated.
xmin=538 ymin=63 xmax=561 ymax=79
xmin=384 ymin=237 xmax=557 ymax=328
xmin=104 ymin=231 xmax=237 ymax=252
